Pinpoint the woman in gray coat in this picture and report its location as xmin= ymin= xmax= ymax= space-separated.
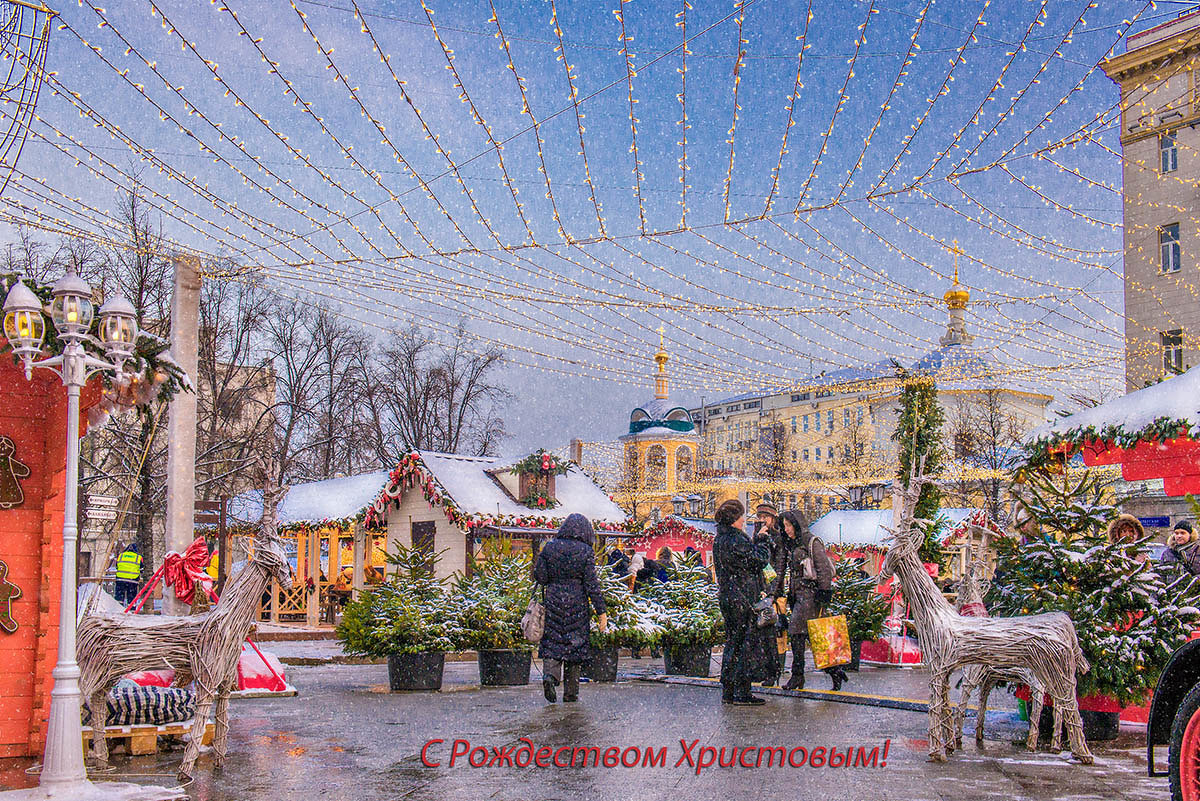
xmin=773 ymin=510 xmax=847 ymax=691
xmin=533 ymin=513 xmax=607 ymax=703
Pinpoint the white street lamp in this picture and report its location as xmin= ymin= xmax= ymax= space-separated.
xmin=2 ymin=271 xmax=177 ymax=800
xmin=671 ymin=495 xmax=686 ymax=516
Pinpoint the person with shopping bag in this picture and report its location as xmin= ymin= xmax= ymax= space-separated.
xmin=772 ymin=510 xmax=849 ymax=691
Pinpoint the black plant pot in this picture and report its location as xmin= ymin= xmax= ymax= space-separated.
xmin=846 ymin=639 xmax=862 ymax=672
xmin=388 ymin=652 xmax=445 ymax=691
xmin=664 ymin=643 xmax=712 ymax=677
xmin=583 ymin=646 xmax=619 ymax=682
xmin=1032 ymin=703 xmax=1121 ymax=743
xmin=478 ymin=649 xmax=532 ymax=686
xmin=1080 ymin=709 xmax=1120 ymax=741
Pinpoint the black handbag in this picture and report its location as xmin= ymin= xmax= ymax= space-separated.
xmin=753 ymin=596 xmax=778 ymax=629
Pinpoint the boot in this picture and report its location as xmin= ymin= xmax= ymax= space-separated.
xmin=563 ymin=663 xmax=580 ymax=702
xmin=721 ymin=682 xmax=737 ymax=704
xmin=543 ymin=674 xmax=558 ymax=703
xmin=829 ymin=666 xmax=848 ymax=692
xmin=782 ymin=642 xmax=805 ymax=690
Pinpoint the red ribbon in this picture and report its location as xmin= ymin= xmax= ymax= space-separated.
xmin=124 ymin=536 xmax=218 ymax=614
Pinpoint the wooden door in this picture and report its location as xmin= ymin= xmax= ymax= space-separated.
xmin=413 ymin=521 xmax=436 ymax=573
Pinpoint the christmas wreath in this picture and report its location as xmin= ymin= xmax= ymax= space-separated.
xmin=511 ymin=449 xmax=569 ymax=477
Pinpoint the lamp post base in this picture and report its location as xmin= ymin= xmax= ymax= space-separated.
xmin=0 ymin=779 xmax=184 ymax=800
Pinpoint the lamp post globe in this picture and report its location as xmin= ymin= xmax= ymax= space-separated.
xmin=98 ymin=294 xmax=138 ymax=366
xmin=2 ymin=279 xmax=45 ymax=375
xmin=48 ymin=268 xmax=93 ymax=341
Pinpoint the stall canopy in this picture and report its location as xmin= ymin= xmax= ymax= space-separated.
xmin=229 ymin=470 xmax=389 ymax=527
xmin=1032 ymin=366 xmax=1200 ymax=496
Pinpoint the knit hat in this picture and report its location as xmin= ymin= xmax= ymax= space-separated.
xmin=1175 ymin=520 xmax=1193 ymax=535
xmin=755 ymin=502 xmax=779 ymax=518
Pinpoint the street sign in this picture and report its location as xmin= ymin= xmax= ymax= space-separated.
xmin=87 ymin=495 xmax=118 ymax=507
xmin=85 ymin=508 xmax=118 ymax=521
xmin=194 ymin=500 xmax=221 ymax=513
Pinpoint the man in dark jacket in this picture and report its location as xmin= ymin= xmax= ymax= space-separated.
xmin=533 ymin=513 xmax=608 ymax=703
xmin=713 ymin=499 xmax=772 ymax=705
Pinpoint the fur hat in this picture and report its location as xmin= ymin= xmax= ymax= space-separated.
xmin=715 ymin=499 xmax=745 ymax=527
xmin=1106 ymin=513 xmax=1144 ymax=544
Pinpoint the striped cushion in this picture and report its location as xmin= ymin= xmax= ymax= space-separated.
xmin=82 ymin=683 xmax=195 ymax=727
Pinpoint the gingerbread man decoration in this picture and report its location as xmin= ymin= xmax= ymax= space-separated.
xmin=0 ymin=436 xmax=30 ymax=510
xmin=0 ymin=561 xmax=21 ymax=633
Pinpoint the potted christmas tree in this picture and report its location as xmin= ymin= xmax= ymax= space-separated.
xmin=828 ymin=556 xmax=890 ymax=671
xmin=988 ymin=468 xmax=1200 ymax=740
xmin=454 ymin=545 xmax=536 ymax=686
xmin=584 ymin=565 xmax=666 ymax=681
xmin=336 ymin=544 xmax=463 ymax=691
xmin=645 ymin=554 xmax=722 ymax=677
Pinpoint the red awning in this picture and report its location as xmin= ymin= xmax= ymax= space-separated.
xmin=1079 ymin=434 xmax=1200 ymax=496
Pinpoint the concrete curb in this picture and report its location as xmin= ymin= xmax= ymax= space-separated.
xmin=636 ymin=673 xmax=932 ymax=713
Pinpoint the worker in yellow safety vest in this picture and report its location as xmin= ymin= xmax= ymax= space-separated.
xmin=114 ymin=541 xmax=143 ymax=608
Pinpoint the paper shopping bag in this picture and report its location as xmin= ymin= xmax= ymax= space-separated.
xmin=807 ymin=614 xmax=851 ymax=670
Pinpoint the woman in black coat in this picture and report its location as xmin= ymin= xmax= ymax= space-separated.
xmin=532 ymin=513 xmax=607 ymax=703
xmin=712 ymin=498 xmax=772 ymax=705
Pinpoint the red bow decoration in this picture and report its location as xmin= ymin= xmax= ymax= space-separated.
xmin=124 ymin=536 xmax=218 ymax=614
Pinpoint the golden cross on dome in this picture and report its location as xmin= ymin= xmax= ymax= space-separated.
xmin=950 ymin=239 xmax=963 ymax=284
xmin=657 ymin=325 xmax=665 ymax=349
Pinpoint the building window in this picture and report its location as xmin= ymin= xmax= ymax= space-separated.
xmin=843 ymin=408 xmax=851 ymax=427
xmin=789 ymin=494 xmax=797 ymax=510
xmin=791 ymin=450 xmax=797 ymax=462
xmin=803 ymin=414 xmax=810 ymax=433
xmin=790 ymin=416 xmax=797 ymax=434
xmin=843 ymin=445 xmax=851 ymax=460
xmin=815 ymin=414 xmax=821 ymax=432
xmin=791 ymin=392 xmax=809 ymax=402
xmin=827 ymin=447 xmax=834 ymax=461
xmin=744 ymin=400 xmax=760 ymax=409
xmin=1161 ymin=223 xmax=1181 ymax=273
xmin=857 ymin=406 xmax=864 ymax=424
xmin=815 ymin=448 xmax=821 ymax=462
xmin=827 ymin=410 xmax=835 ymax=430
xmin=802 ymin=449 xmax=810 ymax=461
xmin=1163 ymin=329 xmax=1184 ymax=374
xmin=1162 ymin=132 xmax=1179 ymax=174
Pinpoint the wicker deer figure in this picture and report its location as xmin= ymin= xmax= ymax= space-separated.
xmin=951 ymin=545 xmax=1047 ymax=751
xmin=878 ymin=462 xmax=1093 ymax=763
xmin=78 ymin=484 xmax=293 ymax=780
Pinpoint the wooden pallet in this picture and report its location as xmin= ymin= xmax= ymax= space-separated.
xmin=82 ymin=720 xmax=214 ymax=757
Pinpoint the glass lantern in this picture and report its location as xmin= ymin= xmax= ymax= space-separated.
xmin=2 ymin=280 xmax=45 ymax=364
xmin=49 ymin=269 xmax=94 ymax=340
xmin=98 ymin=295 xmax=138 ymax=363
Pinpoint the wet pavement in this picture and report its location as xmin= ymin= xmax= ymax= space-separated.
xmin=0 ymin=656 xmax=1171 ymax=801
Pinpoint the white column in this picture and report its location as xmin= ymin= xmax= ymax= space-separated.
xmin=164 ymin=255 xmax=201 ymax=615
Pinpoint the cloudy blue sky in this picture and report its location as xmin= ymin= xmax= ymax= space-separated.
xmin=8 ymin=0 xmax=1187 ymax=453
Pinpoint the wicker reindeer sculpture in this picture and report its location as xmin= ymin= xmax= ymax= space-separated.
xmin=950 ymin=547 xmax=1047 ymax=750
xmin=78 ymin=485 xmax=293 ymax=780
xmin=878 ymin=464 xmax=1093 ymax=764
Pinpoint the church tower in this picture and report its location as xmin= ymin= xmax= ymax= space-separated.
xmin=940 ymin=240 xmax=974 ymax=347
xmin=617 ymin=331 xmax=700 ymax=520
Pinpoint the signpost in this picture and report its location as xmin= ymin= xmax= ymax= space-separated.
xmin=195 ymin=498 xmax=229 ymax=594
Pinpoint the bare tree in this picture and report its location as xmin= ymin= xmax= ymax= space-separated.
xmin=365 ymin=323 xmax=509 ymax=461
xmin=755 ymin=419 xmax=789 ymax=482
xmin=615 ymin=444 xmax=655 ymax=532
xmin=946 ymin=389 xmax=1025 ymax=522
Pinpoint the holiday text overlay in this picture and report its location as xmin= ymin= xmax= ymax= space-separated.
xmin=419 ymin=738 xmax=891 ymax=774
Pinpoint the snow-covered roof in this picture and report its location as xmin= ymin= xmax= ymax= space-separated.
xmin=1035 ymin=366 xmax=1200 ymax=442
xmin=230 ymin=470 xmax=390 ymax=526
xmin=414 ymin=451 xmax=627 ymax=524
xmin=811 ymin=508 xmax=977 ymax=547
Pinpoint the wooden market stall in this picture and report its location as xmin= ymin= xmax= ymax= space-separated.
xmin=229 ymin=471 xmax=391 ymax=627
xmin=362 ymin=450 xmax=631 ymax=581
